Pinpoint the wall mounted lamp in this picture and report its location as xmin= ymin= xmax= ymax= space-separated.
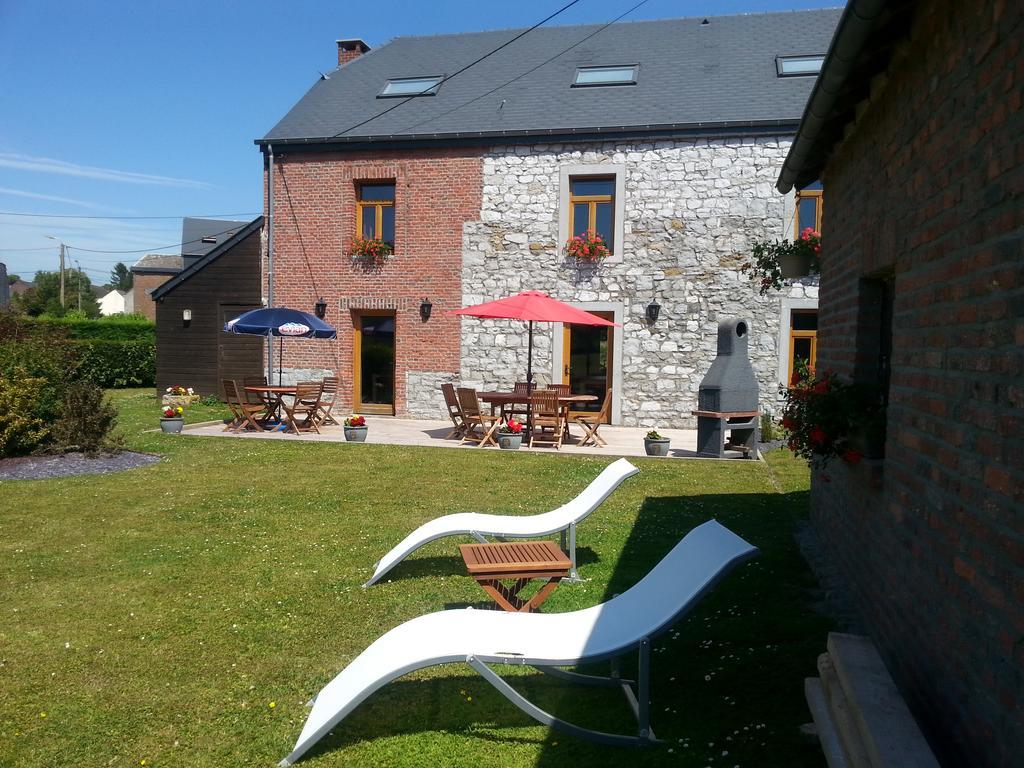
xmin=314 ymin=297 xmax=327 ymax=319
xmin=182 ymin=308 xmax=192 ymax=326
xmin=420 ymin=297 xmax=433 ymax=322
xmin=645 ymin=300 xmax=661 ymax=324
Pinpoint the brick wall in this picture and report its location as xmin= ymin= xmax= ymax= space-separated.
xmin=266 ymin=148 xmax=483 ymax=415
xmin=811 ymin=2 xmax=1023 ymax=766
xmin=132 ymin=273 xmax=173 ymax=322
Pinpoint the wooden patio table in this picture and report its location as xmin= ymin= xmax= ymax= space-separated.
xmin=478 ymin=391 xmax=598 ymax=440
xmin=244 ymin=384 xmax=297 ymax=426
xmin=459 ymin=540 xmax=572 ymax=613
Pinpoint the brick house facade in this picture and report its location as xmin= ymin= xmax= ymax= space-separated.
xmin=776 ymin=1 xmax=1023 ymax=765
xmin=259 ymin=11 xmax=839 ymax=423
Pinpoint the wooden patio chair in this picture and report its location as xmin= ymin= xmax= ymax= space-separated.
xmin=282 ymin=381 xmax=324 ymax=435
xmin=441 ymin=383 xmax=467 ymax=439
xmin=575 ymin=388 xmax=612 ymax=447
xmin=548 ymin=383 xmax=570 ymax=396
xmin=503 ymin=381 xmax=536 ymax=421
xmin=242 ymin=375 xmax=277 ymax=423
xmin=315 ymin=376 xmax=341 ymax=426
xmin=223 ymin=379 xmax=266 ymax=433
xmin=457 ymin=387 xmax=500 ymax=447
xmin=529 ymin=389 xmax=565 ymax=449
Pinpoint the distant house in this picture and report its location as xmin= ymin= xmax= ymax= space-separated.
xmin=776 ymin=2 xmax=1021 ymax=766
xmin=97 ymin=288 xmax=133 ymax=316
xmin=256 ymin=9 xmax=840 ymax=424
xmin=150 ymin=217 xmax=264 ymax=397
xmin=131 ymin=217 xmax=248 ymax=322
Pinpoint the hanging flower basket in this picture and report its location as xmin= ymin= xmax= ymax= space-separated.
xmin=742 ymin=228 xmax=821 ymax=294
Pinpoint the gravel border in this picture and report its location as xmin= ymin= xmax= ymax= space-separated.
xmin=0 ymin=451 xmax=161 ymax=481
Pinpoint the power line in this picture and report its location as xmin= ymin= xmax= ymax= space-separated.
xmin=0 ymin=245 xmax=54 ymax=252
xmin=398 ymin=0 xmax=654 ymax=136
xmin=0 ymin=210 xmax=260 ymax=220
xmin=328 ymin=0 xmax=583 ymax=139
xmin=58 ymin=222 xmax=249 ymax=255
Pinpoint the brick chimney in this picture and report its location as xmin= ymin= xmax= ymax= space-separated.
xmin=337 ymin=39 xmax=370 ymax=67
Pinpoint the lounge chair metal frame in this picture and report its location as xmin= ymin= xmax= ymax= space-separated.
xmin=363 ymin=458 xmax=639 ymax=586
xmin=279 ymin=520 xmax=758 ymax=766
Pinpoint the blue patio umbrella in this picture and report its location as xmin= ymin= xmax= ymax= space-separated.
xmin=223 ymin=306 xmax=337 ymax=384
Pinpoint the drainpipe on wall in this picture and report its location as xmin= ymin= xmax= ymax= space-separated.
xmin=266 ymin=143 xmax=275 ymax=383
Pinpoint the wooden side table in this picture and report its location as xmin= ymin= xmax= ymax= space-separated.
xmin=459 ymin=540 xmax=571 ymax=613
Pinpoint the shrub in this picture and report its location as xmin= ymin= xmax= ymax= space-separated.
xmin=49 ymin=381 xmax=124 ymax=456
xmin=72 ymin=339 xmax=156 ymax=387
xmin=0 ymin=368 xmax=50 ymax=457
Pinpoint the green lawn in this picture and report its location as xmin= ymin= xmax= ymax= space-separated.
xmin=0 ymin=389 xmax=830 ymax=767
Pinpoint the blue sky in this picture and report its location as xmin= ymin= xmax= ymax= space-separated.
xmin=0 ymin=0 xmax=839 ymax=286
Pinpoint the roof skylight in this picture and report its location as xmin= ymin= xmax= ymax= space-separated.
xmin=572 ymin=65 xmax=638 ymax=87
xmin=776 ymin=55 xmax=825 ymax=77
xmin=379 ymin=76 xmax=443 ymax=97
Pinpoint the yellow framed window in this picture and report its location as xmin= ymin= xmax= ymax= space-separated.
xmin=794 ymin=181 xmax=823 ymax=237
xmin=789 ymin=309 xmax=818 ymax=381
xmin=356 ymin=182 xmax=395 ymax=247
xmin=569 ymin=176 xmax=615 ymax=253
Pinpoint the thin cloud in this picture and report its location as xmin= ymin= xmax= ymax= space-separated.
xmin=0 ymin=186 xmax=126 ymax=212
xmin=0 ymin=152 xmax=210 ymax=189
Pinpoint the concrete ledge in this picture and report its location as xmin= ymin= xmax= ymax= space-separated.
xmin=805 ymin=633 xmax=940 ymax=768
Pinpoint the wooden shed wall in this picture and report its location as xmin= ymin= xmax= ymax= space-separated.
xmin=155 ymin=229 xmax=263 ymax=397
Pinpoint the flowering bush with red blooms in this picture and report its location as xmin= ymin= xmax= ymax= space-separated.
xmin=742 ymin=227 xmax=821 ymax=295
xmin=498 ymin=418 xmax=523 ymax=435
xmin=781 ymin=365 xmax=883 ymax=469
xmin=349 ymin=236 xmax=393 ymax=263
xmin=565 ymin=230 xmax=611 ymax=262
xmin=344 ymin=415 xmax=366 ymax=427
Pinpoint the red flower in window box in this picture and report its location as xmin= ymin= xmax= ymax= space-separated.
xmin=564 ymin=230 xmax=610 ymax=262
xmin=349 ymin=236 xmax=393 ymax=264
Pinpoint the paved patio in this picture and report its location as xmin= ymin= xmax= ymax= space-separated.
xmin=183 ymin=416 xmax=759 ymax=460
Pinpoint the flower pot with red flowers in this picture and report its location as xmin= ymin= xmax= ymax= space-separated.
xmin=742 ymin=228 xmax=821 ymax=294
xmin=781 ymin=365 xmax=885 ymax=469
xmin=349 ymin=236 xmax=393 ymax=265
xmin=497 ymin=418 xmax=523 ymax=450
xmin=343 ymin=414 xmax=368 ymax=442
xmin=160 ymin=404 xmax=184 ymax=434
xmin=564 ymin=230 xmax=611 ymax=263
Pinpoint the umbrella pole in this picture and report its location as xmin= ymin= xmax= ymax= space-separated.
xmin=279 ymin=335 xmax=283 ymax=385
xmin=526 ymin=320 xmax=534 ymax=440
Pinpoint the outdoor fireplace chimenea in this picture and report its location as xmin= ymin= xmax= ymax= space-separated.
xmin=693 ymin=319 xmax=759 ymax=458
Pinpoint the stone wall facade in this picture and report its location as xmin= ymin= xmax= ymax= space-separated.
xmin=461 ymin=137 xmax=800 ymax=427
xmin=807 ymin=1 xmax=1022 ymax=765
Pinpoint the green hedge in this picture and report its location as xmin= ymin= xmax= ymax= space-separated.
xmin=71 ymin=339 xmax=156 ymax=388
xmin=23 ymin=315 xmax=155 ymax=342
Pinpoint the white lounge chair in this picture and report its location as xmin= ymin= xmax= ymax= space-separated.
xmin=280 ymin=519 xmax=758 ymax=766
xmin=363 ymin=457 xmax=640 ymax=586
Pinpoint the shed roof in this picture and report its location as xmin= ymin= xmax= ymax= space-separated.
xmin=151 ymin=216 xmax=263 ymax=300
xmin=260 ymin=9 xmax=842 ymax=148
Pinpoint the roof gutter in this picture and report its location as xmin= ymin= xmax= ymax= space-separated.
xmin=254 ymin=118 xmax=803 ymax=150
xmin=776 ymin=0 xmax=889 ymax=193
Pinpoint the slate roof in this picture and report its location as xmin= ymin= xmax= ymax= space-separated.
xmin=181 ymin=217 xmax=250 ymax=258
xmin=131 ymin=253 xmax=184 ymax=274
xmin=260 ymin=9 xmax=842 ymax=146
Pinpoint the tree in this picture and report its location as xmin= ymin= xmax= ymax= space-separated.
xmin=7 ymin=274 xmax=19 ymax=285
xmin=12 ymin=270 xmax=100 ymax=318
xmin=109 ymin=262 xmax=133 ymax=292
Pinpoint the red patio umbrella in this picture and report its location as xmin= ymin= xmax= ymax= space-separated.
xmin=452 ymin=290 xmax=618 ymax=389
